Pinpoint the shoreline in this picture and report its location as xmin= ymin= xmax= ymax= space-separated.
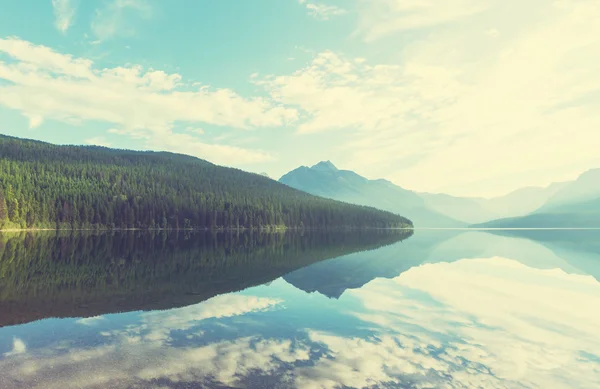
xmin=0 ymin=226 xmax=415 ymax=233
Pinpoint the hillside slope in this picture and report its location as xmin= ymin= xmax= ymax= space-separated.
xmin=0 ymin=135 xmax=412 ymax=230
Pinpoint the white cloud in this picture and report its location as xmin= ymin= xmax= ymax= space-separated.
xmin=257 ymin=51 xmax=453 ymax=135
xmin=52 ymin=0 xmax=78 ymax=33
xmin=298 ymin=0 xmax=347 ymax=21
xmin=485 ymin=28 xmax=500 ymax=37
xmin=0 ymin=37 xmax=296 ymax=165
xmin=355 ymin=0 xmax=491 ymax=41
xmin=91 ymin=0 xmax=152 ymax=42
xmin=28 ymin=114 xmax=44 ymax=128
xmin=84 ymin=137 xmax=111 ymax=147
xmin=260 ymin=0 xmax=600 ymax=196
xmin=4 ymin=338 xmax=27 ymax=357
xmin=186 ymin=126 xmax=205 ymax=135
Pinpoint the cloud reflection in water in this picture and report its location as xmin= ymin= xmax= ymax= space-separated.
xmin=1 ymin=257 xmax=599 ymax=388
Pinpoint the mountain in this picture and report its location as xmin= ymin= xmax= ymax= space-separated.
xmin=539 ymin=169 xmax=600 ymax=212
xmin=420 ymin=183 xmax=567 ymax=224
xmin=419 ymin=193 xmax=491 ymax=224
xmin=0 ymin=135 xmax=412 ymax=230
xmin=473 ymin=169 xmax=600 ymax=228
xmin=472 ymin=206 xmax=600 ymax=228
xmin=279 ymin=161 xmax=463 ymax=228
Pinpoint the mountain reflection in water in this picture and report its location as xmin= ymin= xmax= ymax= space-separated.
xmin=0 ymin=228 xmax=599 ymax=389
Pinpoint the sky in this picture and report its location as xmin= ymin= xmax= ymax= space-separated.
xmin=0 ymin=0 xmax=599 ymax=198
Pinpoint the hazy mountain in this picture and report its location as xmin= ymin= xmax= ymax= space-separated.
xmin=419 ymin=193 xmax=491 ymax=224
xmin=421 ymin=182 xmax=567 ymax=224
xmin=474 ymin=169 xmax=600 ymax=228
xmin=280 ymin=161 xmax=597 ymax=228
xmin=473 ymin=204 xmax=600 ymax=228
xmin=279 ymin=161 xmax=464 ymax=228
xmin=538 ymin=168 xmax=600 ymax=211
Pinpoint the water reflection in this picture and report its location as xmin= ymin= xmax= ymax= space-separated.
xmin=0 ymin=229 xmax=599 ymax=389
xmin=0 ymin=229 xmax=410 ymax=327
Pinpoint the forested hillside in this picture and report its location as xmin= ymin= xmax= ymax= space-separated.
xmin=0 ymin=135 xmax=412 ymax=230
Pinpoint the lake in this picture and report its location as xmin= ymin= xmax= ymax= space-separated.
xmin=0 ymin=229 xmax=599 ymax=388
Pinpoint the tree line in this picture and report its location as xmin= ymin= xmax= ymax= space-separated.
xmin=0 ymin=135 xmax=413 ymax=230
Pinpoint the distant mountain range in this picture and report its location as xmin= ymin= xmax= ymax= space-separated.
xmin=280 ymin=161 xmax=463 ymax=228
xmin=279 ymin=161 xmax=599 ymax=228
xmin=420 ymin=182 xmax=567 ymax=224
xmin=474 ymin=169 xmax=600 ymax=228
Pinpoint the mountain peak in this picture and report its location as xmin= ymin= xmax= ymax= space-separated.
xmin=311 ymin=160 xmax=338 ymax=171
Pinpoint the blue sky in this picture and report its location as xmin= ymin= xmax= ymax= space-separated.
xmin=0 ymin=0 xmax=599 ymax=197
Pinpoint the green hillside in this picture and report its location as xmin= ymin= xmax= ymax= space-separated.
xmin=0 ymin=135 xmax=412 ymax=230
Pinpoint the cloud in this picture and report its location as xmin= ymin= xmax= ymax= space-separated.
xmin=4 ymin=338 xmax=27 ymax=357
xmin=28 ymin=114 xmax=44 ymax=128
xmin=0 ymin=37 xmax=295 ymax=165
xmin=259 ymin=0 xmax=600 ymax=196
xmin=84 ymin=137 xmax=111 ymax=147
xmin=298 ymin=0 xmax=347 ymax=21
xmin=52 ymin=0 xmax=78 ymax=33
xmin=185 ymin=126 xmax=205 ymax=135
xmin=91 ymin=0 xmax=152 ymax=42
xmin=256 ymin=51 xmax=452 ymax=135
xmin=355 ymin=0 xmax=491 ymax=41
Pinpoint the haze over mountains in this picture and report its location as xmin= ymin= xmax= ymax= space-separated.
xmin=280 ymin=161 xmax=600 ymax=228
xmin=474 ymin=169 xmax=600 ymax=228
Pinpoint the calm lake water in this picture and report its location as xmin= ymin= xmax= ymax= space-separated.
xmin=0 ymin=229 xmax=599 ymax=389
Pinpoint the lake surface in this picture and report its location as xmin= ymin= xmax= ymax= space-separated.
xmin=0 ymin=229 xmax=599 ymax=389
